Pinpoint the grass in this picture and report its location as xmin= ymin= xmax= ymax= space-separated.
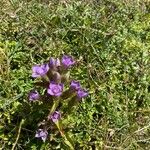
xmin=0 ymin=0 xmax=150 ymax=149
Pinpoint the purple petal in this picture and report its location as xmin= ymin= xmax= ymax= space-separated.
xmin=35 ymin=132 xmax=40 ymax=138
xmin=47 ymin=88 xmax=55 ymax=96
xmin=49 ymin=58 xmax=60 ymax=68
xmin=32 ymin=64 xmax=49 ymax=78
xmin=55 ymin=58 xmax=61 ymax=66
xmin=32 ymin=66 xmax=40 ymax=77
xmin=47 ymin=82 xmax=63 ymax=97
xmin=35 ymin=129 xmax=48 ymax=142
xmin=29 ymin=90 xmax=40 ymax=101
xmin=70 ymin=80 xmax=81 ymax=90
xmin=41 ymin=136 xmax=47 ymax=142
xmin=50 ymin=111 xmax=61 ymax=122
xmin=54 ymin=92 xmax=62 ymax=96
xmin=77 ymin=89 xmax=88 ymax=99
xmin=62 ymin=55 xmax=75 ymax=68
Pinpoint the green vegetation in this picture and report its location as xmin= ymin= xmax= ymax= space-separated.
xmin=0 ymin=0 xmax=150 ymax=149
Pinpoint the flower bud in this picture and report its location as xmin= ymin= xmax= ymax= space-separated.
xmin=49 ymin=58 xmax=60 ymax=70
xmin=48 ymin=111 xmax=61 ymax=122
xmin=29 ymin=90 xmax=40 ymax=101
xmin=35 ymin=129 xmax=48 ymax=142
xmin=52 ymin=71 xmax=61 ymax=83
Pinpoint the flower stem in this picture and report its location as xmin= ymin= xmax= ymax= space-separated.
xmin=49 ymin=99 xmax=59 ymax=114
xmin=55 ymin=121 xmax=74 ymax=149
xmin=11 ymin=119 xmax=25 ymax=150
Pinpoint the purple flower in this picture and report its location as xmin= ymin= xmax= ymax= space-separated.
xmin=62 ymin=55 xmax=75 ymax=68
xmin=29 ymin=90 xmax=40 ymax=101
xmin=32 ymin=64 xmax=49 ymax=78
xmin=35 ymin=129 xmax=48 ymax=142
xmin=49 ymin=58 xmax=60 ymax=68
xmin=70 ymin=80 xmax=81 ymax=91
xmin=77 ymin=89 xmax=88 ymax=99
xmin=49 ymin=111 xmax=61 ymax=122
xmin=47 ymin=82 xmax=63 ymax=96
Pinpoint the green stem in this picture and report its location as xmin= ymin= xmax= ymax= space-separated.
xmin=49 ymin=99 xmax=59 ymax=114
xmin=11 ymin=119 xmax=25 ymax=150
xmin=55 ymin=121 xmax=74 ymax=150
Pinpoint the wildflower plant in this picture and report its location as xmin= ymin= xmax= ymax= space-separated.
xmin=28 ymin=55 xmax=88 ymax=148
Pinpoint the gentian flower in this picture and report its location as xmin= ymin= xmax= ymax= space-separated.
xmin=49 ymin=111 xmax=61 ymax=122
xmin=35 ymin=129 xmax=48 ymax=142
xmin=47 ymin=82 xmax=63 ymax=96
xmin=70 ymin=80 xmax=81 ymax=91
xmin=77 ymin=89 xmax=88 ymax=99
xmin=29 ymin=90 xmax=40 ymax=101
xmin=61 ymin=55 xmax=75 ymax=68
xmin=49 ymin=58 xmax=60 ymax=68
xmin=32 ymin=64 xmax=49 ymax=78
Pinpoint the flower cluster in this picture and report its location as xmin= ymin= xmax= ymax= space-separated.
xmin=28 ymin=55 xmax=88 ymax=142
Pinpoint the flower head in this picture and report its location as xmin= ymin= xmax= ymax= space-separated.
xmin=29 ymin=90 xmax=40 ymax=101
xmin=32 ymin=64 xmax=49 ymax=78
xmin=77 ymin=89 xmax=88 ymax=99
xmin=49 ymin=58 xmax=60 ymax=68
xmin=35 ymin=129 xmax=48 ymax=142
xmin=62 ymin=55 xmax=75 ymax=68
xmin=70 ymin=80 xmax=81 ymax=91
xmin=47 ymin=82 xmax=63 ymax=96
xmin=49 ymin=111 xmax=61 ymax=122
